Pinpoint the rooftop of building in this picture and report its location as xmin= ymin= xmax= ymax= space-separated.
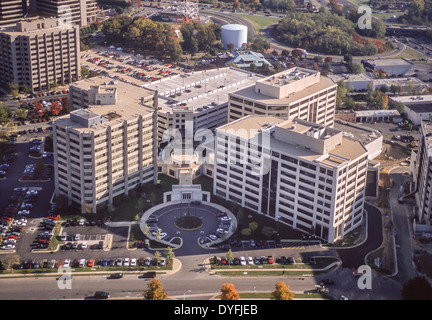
xmin=217 ymin=115 xmax=366 ymax=167
xmin=70 ymin=76 xmax=155 ymax=107
xmin=0 ymin=16 xmax=76 ymax=34
xmin=365 ymin=58 xmax=413 ymax=67
xmin=256 ymin=67 xmax=318 ymax=87
xmin=144 ymin=67 xmax=263 ymax=114
xmin=354 ymin=109 xmax=400 ymax=116
xmin=334 ymin=119 xmax=382 ymax=146
xmin=230 ymin=74 xmax=336 ymax=105
xmin=391 ymin=95 xmax=432 ymax=105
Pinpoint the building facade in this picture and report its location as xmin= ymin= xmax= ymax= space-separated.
xmin=53 ymin=79 xmax=157 ymax=213
xmin=0 ymin=0 xmax=27 ymax=26
xmin=411 ymin=120 xmax=432 ymax=231
xmin=213 ymin=116 xmax=368 ymax=243
xmin=228 ymin=68 xmax=337 ymax=127
xmin=30 ymin=0 xmax=97 ymax=27
xmin=0 ymin=17 xmax=80 ymax=92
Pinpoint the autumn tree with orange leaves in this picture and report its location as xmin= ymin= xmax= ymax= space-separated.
xmin=271 ymin=281 xmax=295 ymax=300
xmin=144 ymin=279 xmax=168 ymax=300
xmin=220 ymin=283 xmax=240 ymax=300
xmin=50 ymin=101 xmax=62 ymax=116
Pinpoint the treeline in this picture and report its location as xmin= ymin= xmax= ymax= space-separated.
xmin=273 ymin=6 xmax=393 ymax=56
xmin=398 ymin=0 xmax=432 ymax=26
xmin=180 ymin=22 xmax=221 ymax=54
xmin=102 ymin=16 xmax=182 ymax=61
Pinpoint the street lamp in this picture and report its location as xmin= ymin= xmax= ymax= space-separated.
xmin=183 ymin=290 xmax=191 ymax=300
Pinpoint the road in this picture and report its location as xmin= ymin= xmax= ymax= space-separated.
xmin=389 ymin=166 xmax=418 ymax=285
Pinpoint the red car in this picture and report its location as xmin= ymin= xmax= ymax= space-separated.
xmin=216 ymin=212 xmax=227 ymax=218
xmin=88 ymin=259 xmax=95 ymax=267
xmin=268 ymin=256 xmax=274 ymax=264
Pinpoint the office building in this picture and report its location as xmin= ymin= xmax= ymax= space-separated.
xmin=0 ymin=17 xmax=80 ymax=92
xmin=391 ymin=95 xmax=432 ymax=126
xmin=30 ymin=0 xmax=97 ymax=27
xmin=213 ymin=116 xmax=368 ymax=243
xmin=411 ymin=120 xmax=432 ymax=233
xmin=228 ymin=68 xmax=337 ymax=127
xmin=53 ymin=77 xmax=157 ymax=213
xmin=0 ymin=0 xmax=27 ymax=26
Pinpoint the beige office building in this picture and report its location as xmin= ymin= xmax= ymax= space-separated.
xmin=0 ymin=17 xmax=80 ymax=92
xmin=53 ymin=78 xmax=157 ymax=213
xmin=0 ymin=0 xmax=27 ymax=26
xmin=214 ymin=116 xmax=368 ymax=243
xmin=30 ymin=0 xmax=98 ymax=27
xmin=228 ymin=68 xmax=337 ymax=127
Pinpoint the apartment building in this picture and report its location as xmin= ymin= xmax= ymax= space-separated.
xmin=0 ymin=17 xmax=80 ymax=92
xmin=53 ymin=78 xmax=157 ymax=213
xmin=213 ymin=116 xmax=368 ymax=243
xmin=411 ymin=120 xmax=432 ymax=232
xmin=228 ymin=68 xmax=337 ymax=127
xmin=0 ymin=0 xmax=27 ymax=26
xmin=29 ymin=0 xmax=98 ymax=27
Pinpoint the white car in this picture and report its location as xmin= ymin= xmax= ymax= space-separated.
xmin=79 ymin=259 xmax=86 ymax=267
xmin=247 ymin=257 xmax=254 ymax=265
xmin=220 ymin=216 xmax=232 ymax=222
xmin=239 ymin=256 xmax=246 ymax=266
xmin=81 ymin=242 xmax=88 ymax=249
xmin=123 ymin=258 xmax=130 ymax=266
xmin=64 ymin=259 xmax=71 ymax=268
xmin=130 ymin=258 xmax=137 ymax=266
xmin=209 ymin=234 xmax=217 ymax=241
xmin=159 ymin=257 xmax=166 ymax=266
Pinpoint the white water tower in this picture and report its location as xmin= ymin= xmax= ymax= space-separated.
xmin=221 ymin=24 xmax=248 ymax=50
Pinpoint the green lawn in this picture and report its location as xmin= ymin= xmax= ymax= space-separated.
xmin=234 ymin=14 xmax=281 ymax=32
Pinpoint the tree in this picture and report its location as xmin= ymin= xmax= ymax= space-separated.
xmin=350 ymin=63 xmax=365 ymax=74
xmin=395 ymin=101 xmax=405 ymax=115
xmin=5 ymin=254 xmax=20 ymax=270
xmin=0 ymin=105 xmax=12 ymax=123
xmin=402 ymin=276 xmax=432 ymax=300
xmin=165 ymin=246 xmax=175 ymax=266
xmin=271 ymin=281 xmax=295 ymax=300
xmin=154 ymin=251 xmax=162 ymax=265
xmin=144 ymin=279 xmax=168 ymax=300
xmin=324 ymin=56 xmax=333 ymax=64
xmin=50 ymin=101 xmax=62 ymax=116
xmin=248 ymin=221 xmax=258 ymax=233
xmin=226 ymin=249 xmax=234 ymax=264
xmin=220 ymin=283 xmax=240 ymax=300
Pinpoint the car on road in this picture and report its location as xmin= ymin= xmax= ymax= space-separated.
xmin=94 ymin=291 xmax=110 ymax=299
xmin=320 ymin=278 xmax=335 ymax=285
xmin=109 ymin=273 xmax=123 ymax=279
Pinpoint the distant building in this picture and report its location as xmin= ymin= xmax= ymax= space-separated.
xmin=391 ymin=95 xmax=432 ymax=125
xmin=213 ymin=116 xmax=368 ymax=244
xmin=363 ymin=58 xmax=414 ymax=76
xmin=29 ymin=0 xmax=98 ymax=27
xmin=0 ymin=17 xmax=80 ymax=92
xmin=54 ymin=77 xmax=157 ymax=213
xmin=354 ymin=110 xmax=400 ymax=123
xmin=328 ymin=73 xmax=427 ymax=93
xmin=0 ymin=0 xmax=27 ymax=26
xmin=225 ymin=50 xmax=272 ymax=68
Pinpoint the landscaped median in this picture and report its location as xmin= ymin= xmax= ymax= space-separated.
xmin=208 ymin=256 xmax=341 ymax=276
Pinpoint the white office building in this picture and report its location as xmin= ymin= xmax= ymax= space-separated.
xmin=213 ymin=115 xmax=368 ymax=243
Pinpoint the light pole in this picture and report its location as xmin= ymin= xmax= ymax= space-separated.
xmin=183 ymin=290 xmax=191 ymax=300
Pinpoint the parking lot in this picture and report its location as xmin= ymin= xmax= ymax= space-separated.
xmin=82 ymin=47 xmax=186 ymax=89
